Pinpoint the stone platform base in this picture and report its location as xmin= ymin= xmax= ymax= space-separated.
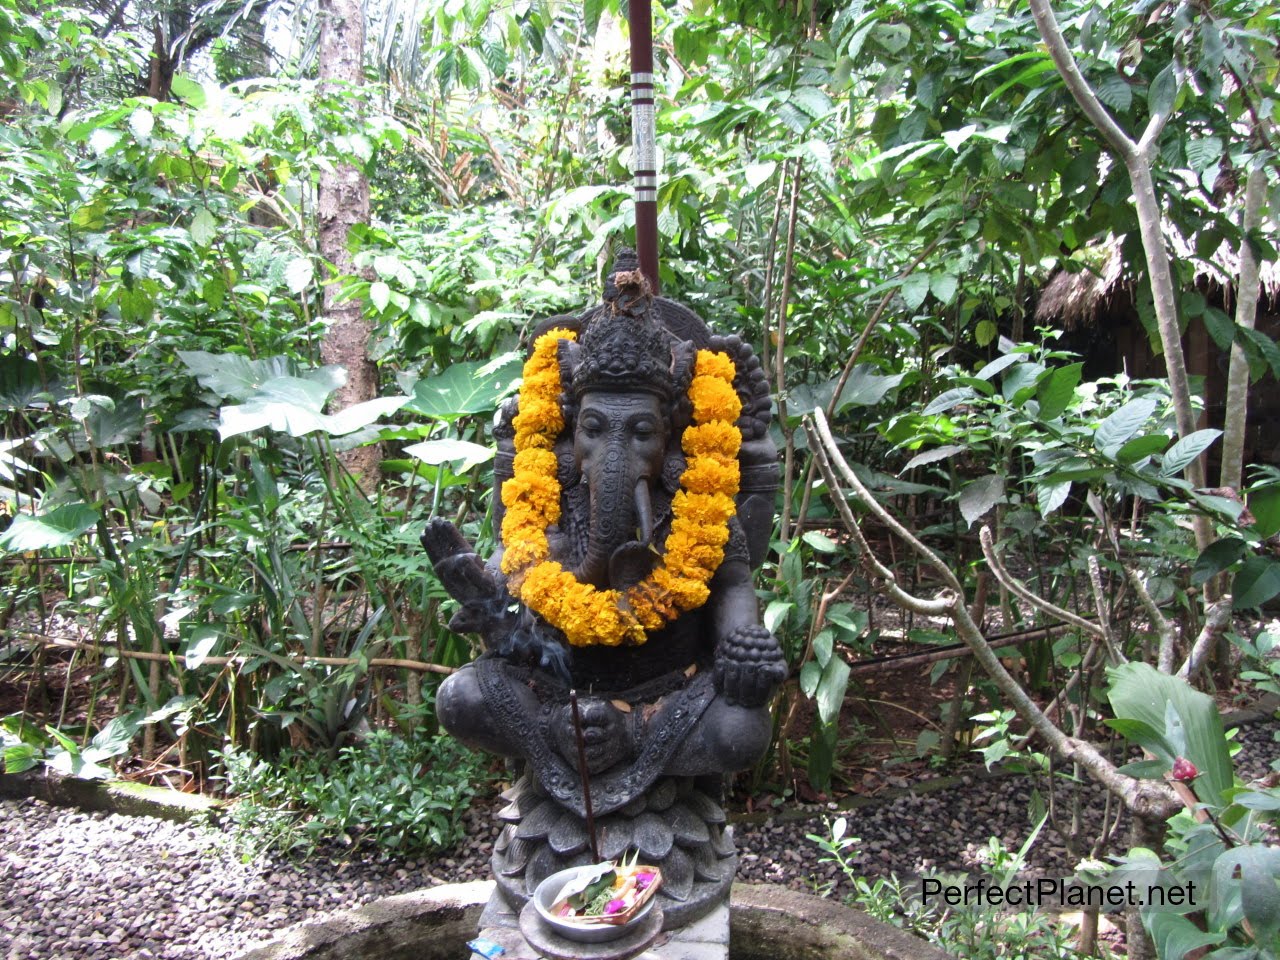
xmin=470 ymin=888 xmax=728 ymax=960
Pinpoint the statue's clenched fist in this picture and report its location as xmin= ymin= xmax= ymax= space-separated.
xmin=553 ymin=698 xmax=633 ymax=774
xmin=714 ymin=625 xmax=786 ymax=708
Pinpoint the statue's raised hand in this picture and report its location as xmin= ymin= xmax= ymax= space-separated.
xmin=714 ymin=625 xmax=786 ymax=708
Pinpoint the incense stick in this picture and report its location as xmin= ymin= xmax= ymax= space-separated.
xmin=568 ymin=689 xmax=601 ymax=862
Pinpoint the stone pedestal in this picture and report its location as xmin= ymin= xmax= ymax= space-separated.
xmin=470 ymin=888 xmax=729 ymax=960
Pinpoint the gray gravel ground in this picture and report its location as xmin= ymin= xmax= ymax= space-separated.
xmin=2 ymin=718 xmax=1276 ymax=960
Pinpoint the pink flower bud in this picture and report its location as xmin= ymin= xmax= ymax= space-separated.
xmin=1171 ymin=757 xmax=1198 ymax=782
xmin=605 ymin=899 xmax=626 ymax=915
xmin=635 ymin=872 xmax=654 ymax=891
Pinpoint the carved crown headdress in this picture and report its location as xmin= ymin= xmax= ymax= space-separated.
xmin=567 ymin=250 xmax=694 ymax=401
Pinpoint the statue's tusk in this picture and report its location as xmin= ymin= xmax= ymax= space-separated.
xmin=634 ymin=478 xmax=654 ymax=544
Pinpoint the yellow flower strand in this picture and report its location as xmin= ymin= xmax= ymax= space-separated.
xmin=499 ymin=327 xmax=742 ymax=647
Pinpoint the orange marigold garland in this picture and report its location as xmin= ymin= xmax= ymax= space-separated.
xmin=499 ymin=327 xmax=742 ymax=647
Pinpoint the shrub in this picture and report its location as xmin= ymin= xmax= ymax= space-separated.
xmin=220 ymin=725 xmax=487 ymax=858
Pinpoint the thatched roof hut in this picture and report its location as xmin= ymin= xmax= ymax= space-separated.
xmin=1032 ymin=234 xmax=1280 ymax=468
xmin=1035 ymin=235 xmax=1280 ymax=330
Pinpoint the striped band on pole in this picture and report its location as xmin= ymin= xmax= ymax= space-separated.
xmin=629 ymin=0 xmax=659 ymax=293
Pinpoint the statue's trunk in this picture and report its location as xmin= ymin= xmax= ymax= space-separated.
xmin=578 ymin=455 xmax=640 ymax=588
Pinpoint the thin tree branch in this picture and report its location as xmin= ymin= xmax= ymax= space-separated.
xmin=980 ymin=527 xmax=1107 ymax=641
xmin=1127 ymin=567 xmax=1177 ymax=673
xmin=808 ymin=409 xmax=959 ymax=592
xmin=825 ymin=230 xmax=950 ymax=421
xmin=1029 ymin=0 xmax=1136 ymax=160
xmin=806 ymin=412 xmax=1179 ymax=821
xmin=1177 ymin=598 xmax=1234 ymax=682
xmin=1087 ymin=554 xmax=1127 ymax=665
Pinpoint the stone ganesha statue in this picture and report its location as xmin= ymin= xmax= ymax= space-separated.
xmin=421 ymin=251 xmax=786 ymax=927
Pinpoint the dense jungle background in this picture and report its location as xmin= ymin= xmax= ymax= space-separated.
xmin=2 ymin=0 xmax=1280 ymax=957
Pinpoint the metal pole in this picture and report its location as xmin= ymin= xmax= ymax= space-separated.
xmin=629 ymin=0 xmax=659 ymax=293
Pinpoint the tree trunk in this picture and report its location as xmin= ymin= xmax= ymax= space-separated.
xmin=1220 ymin=163 xmax=1267 ymax=492
xmin=1029 ymin=0 xmax=1212 ymax=557
xmin=318 ymin=0 xmax=381 ymax=487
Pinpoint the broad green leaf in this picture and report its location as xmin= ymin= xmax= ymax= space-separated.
xmin=900 ymin=273 xmax=930 ymax=310
xmin=812 ymin=627 xmax=834 ymax=668
xmin=1191 ymin=538 xmax=1247 ymax=586
xmin=958 ymin=474 xmax=1005 ymax=528
xmin=218 ymin=378 xmax=405 ymax=439
xmin=743 ymin=161 xmax=776 ymax=189
xmin=802 ymin=531 xmax=840 ymax=554
xmin=1115 ymin=758 xmax=1170 ymax=779
xmin=789 ymin=86 xmax=834 ymax=120
xmin=799 ymin=660 xmax=821 ymax=699
xmin=403 ymin=438 xmax=494 ymax=473
xmin=1001 ymin=361 xmax=1044 ymax=403
xmin=0 ymin=504 xmax=100 ymax=552
xmin=900 ymin=444 xmax=965 ymax=473
xmin=1238 ymin=326 xmax=1280 ymax=378
xmin=1145 ymin=911 xmax=1224 ymax=960
xmin=1108 ymin=662 xmax=1233 ymax=806
xmin=976 ymin=353 xmax=1022 ymax=381
xmin=403 ymin=358 xmax=521 ymax=420
xmin=0 ymin=354 xmax=47 ymax=410
xmin=1036 ymin=480 xmax=1071 ymax=517
xmin=834 ymin=365 xmax=904 ymax=409
xmin=942 ymin=124 xmax=977 ymax=151
xmin=1211 ymin=847 xmax=1280 ymax=942
xmin=178 ymin=351 xmax=338 ymax=402
xmin=815 ymin=653 xmax=850 ymax=726
xmin=1248 ymin=485 xmax=1280 ymax=538
xmin=1036 ymin=362 xmax=1083 ymax=420
xmin=3 ymin=744 xmax=38 ymax=773
xmin=169 ymin=74 xmax=206 ymax=108
xmin=369 ymin=281 xmax=392 ymax=313
xmin=764 ymin=600 xmax=793 ymax=634
xmin=1115 ymin=433 xmax=1169 ymax=464
xmin=1094 ymin=396 xmax=1159 ymax=455
xmin=1234 ymin=557 xmax=1280 ymax=610
xmin=929 ymin=272 xmax=958 ymax=304
xmin=922 ymin=387 xmax=974 ymax=416
xmin=1232 ymin=789 xmax=1280 ymax=811
xmin=129 ymin=107 xmax=154 ymax=140
xmin=1147 ymin=61 xmax=1178 ymax=117
xmin=974 ymin=319 xmax=997 ymax=347
xmin=185 ymin=626 xmax=221 ymax=669
xmin=189 ymin=208 xmax=216 ymax=247
xmin=284 ymin=257 xmax=314 ymax=294
xmin=1161 ymin=429 xmax=1223 ymax=476
xmin=1105 ymin=717 xmax=1176 ymax=763
xmin=1186 ymin=135 xmax=1224 ymax=174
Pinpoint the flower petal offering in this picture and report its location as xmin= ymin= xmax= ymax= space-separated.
xmin=549 ymin=860 xmax=663 ymax=926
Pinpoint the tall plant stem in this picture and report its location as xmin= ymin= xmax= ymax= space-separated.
xmin=759 ymin=160 xmax=790 ymax=377
xmin=775 ymin=161 xmax=802 ymax=543
xmin=825 ymin=231 xmax=948 ymax=420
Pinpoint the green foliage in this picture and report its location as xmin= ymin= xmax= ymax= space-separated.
xmin=808 ymin=816 xmax=1085 ymax=959
xmin=1103 ymin=666 xmax=1280 ymax=959
xmin=220 ymin=723 xmax=487 ymax=856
